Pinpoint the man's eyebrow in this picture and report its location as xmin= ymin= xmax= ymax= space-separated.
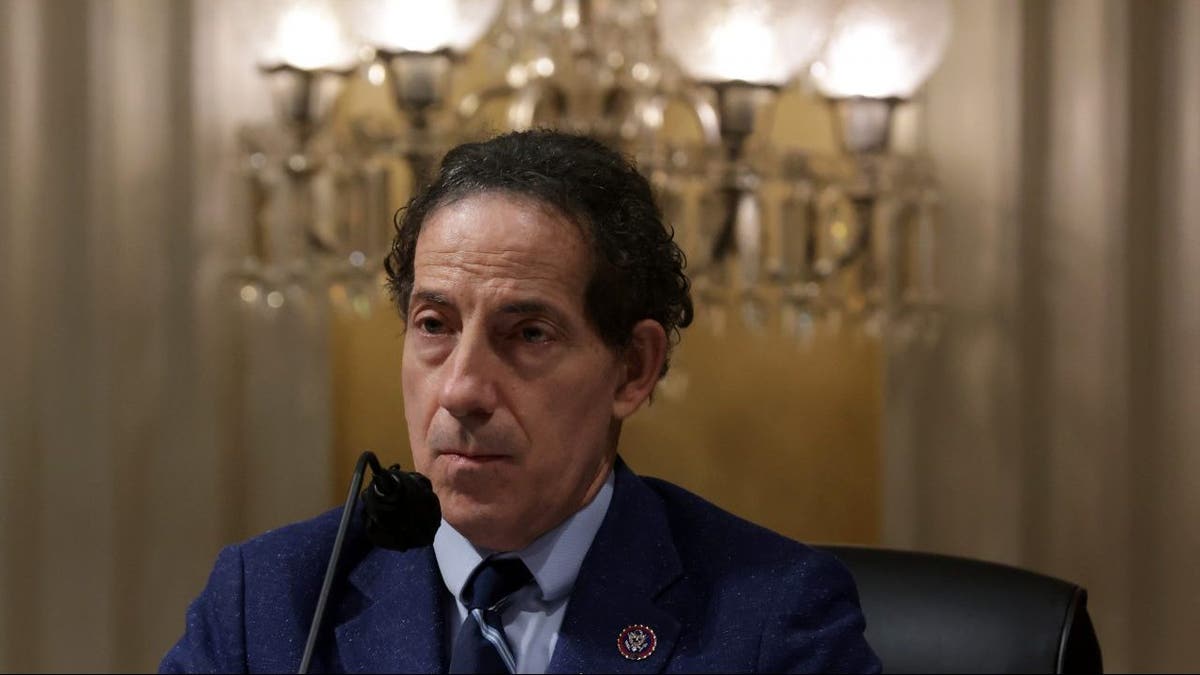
xmin=499 ymin=300 xmax=564 ymax=321
xmin=411 ymin=290 xmax=451 ymax=306
xmin=412 ymin=292 xmax=565 ymax=321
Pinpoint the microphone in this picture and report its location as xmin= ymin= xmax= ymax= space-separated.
xmin=298 ymin=451 xmax=441 ymax=674
xmin=362 ymin=463 xmax=441 ymax=551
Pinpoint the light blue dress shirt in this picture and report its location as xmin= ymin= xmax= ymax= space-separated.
xmin=433 ymin=470 xmax=615 ymax=674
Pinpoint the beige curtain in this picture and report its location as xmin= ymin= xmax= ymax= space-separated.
xmin=888 ymin=1 xmax=1200 ymax=671
xmin=0 ymin=0 xmax=331 ymax=670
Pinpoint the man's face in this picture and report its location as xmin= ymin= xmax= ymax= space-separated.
xmin=402 ymin=192 xmax=626 ymax=552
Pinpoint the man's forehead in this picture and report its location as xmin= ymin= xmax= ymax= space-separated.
xmin=409 ymin=193 xmax=597 ymax=315
xmin=413 ymin=194 xmax=590 ymax=279
xmin=412 ymin=241 xmax=583 ymax=294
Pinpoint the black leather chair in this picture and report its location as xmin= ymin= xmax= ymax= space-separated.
xmin=822 ymin=546 xmax=1103 ymax=674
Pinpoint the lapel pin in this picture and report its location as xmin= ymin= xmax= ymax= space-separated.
xmin=616 ymin=624 xmax=657 ymax=661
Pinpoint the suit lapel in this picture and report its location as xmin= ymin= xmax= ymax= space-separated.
xmin=548 ymin=461 xmax=685 ymax=674
xmin=334 ymin=545 xmax=448 ymax=673
xmin=330 ymin=461 xmax=687 ymax=673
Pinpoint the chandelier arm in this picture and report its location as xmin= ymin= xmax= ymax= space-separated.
xmin=679 ymin=87 xmax=723 ymax=146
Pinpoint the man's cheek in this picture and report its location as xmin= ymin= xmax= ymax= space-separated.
xmin=407 ymin=433 xmax=435 ymax=474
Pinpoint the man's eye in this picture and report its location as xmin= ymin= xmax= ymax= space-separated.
xmin=417 ymin=317 xmax=446 ymax=334
xmin=519 ymin=324 xmax=550 ymax=344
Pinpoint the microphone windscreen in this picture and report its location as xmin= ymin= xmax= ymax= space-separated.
xmin=362 ymin=466 xmax=441 ymax=551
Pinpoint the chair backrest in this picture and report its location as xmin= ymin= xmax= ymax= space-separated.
xmin=822 ymin=546 xmax=1103 ymax=674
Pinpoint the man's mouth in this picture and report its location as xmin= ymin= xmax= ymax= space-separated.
xmin=439 ymin=450 xmax=511 ymax=465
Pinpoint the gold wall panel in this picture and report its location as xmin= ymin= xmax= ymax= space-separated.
xmin=621 ymin=322 xmax=880 ymax=545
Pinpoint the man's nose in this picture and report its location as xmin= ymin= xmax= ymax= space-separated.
xmin=438 ymin=330 xmax=500 ymax=419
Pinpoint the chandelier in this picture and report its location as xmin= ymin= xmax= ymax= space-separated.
xmin=235 ymin=0 xmax=952 ymax=348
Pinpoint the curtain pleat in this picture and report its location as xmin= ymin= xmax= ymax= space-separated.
xmin=0 ymin=1 xmax=332 ymax=670
xmin=890 ymin=1 xmax=1200 ymax=670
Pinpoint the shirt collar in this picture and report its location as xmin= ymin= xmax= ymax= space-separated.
xmin=433 ymin=469 xmax=615 ymax=604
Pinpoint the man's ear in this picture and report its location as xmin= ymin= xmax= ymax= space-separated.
xmin=613 ymin=319 xmax=668 ymax=420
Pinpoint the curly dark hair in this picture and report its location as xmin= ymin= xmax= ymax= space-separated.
xmin=383 ymin=129 xmax=693 ymax=378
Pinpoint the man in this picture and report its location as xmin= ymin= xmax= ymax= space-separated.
xmin=162 ymin=130 xmax=880 ymax=673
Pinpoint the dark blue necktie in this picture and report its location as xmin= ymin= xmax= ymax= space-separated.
xmin=448 ymin=557 xmax=534 ymax=674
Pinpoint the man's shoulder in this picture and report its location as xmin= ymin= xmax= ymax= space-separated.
xmin=242 ymin=505 xmax=343 ymax=546
xmin=232 ymin=506 xmax=349 ymax=579
xmin=627 ymin=474 xmax=880 ymax=673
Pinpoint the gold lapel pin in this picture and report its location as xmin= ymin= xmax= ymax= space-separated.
xmin=616 ymin=624 xmax=657 ymax=661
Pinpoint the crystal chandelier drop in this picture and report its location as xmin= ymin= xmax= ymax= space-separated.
xmin=236 ymin=0 xmax=952 ymax=348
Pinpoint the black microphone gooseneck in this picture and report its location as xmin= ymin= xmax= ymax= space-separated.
xmin=298 ymin=450 xmax=441 ymax=674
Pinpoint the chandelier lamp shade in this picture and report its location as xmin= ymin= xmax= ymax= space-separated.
xmin=812 ymin=0 xmax=952 ymax=100
xmin=355 ymin=0 xmax=505 ymax=53
xmin=657 ymin=0 xmax=837 ymax=86
xmin=235 ymin=0 xmax=952 ymax=348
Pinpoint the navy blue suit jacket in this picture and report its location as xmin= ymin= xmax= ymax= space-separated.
xmin=161 ymin=461 xmax=880 ymax=673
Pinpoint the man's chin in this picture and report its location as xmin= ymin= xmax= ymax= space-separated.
xmin=444 ymin=511 xmax=525 ymax=553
